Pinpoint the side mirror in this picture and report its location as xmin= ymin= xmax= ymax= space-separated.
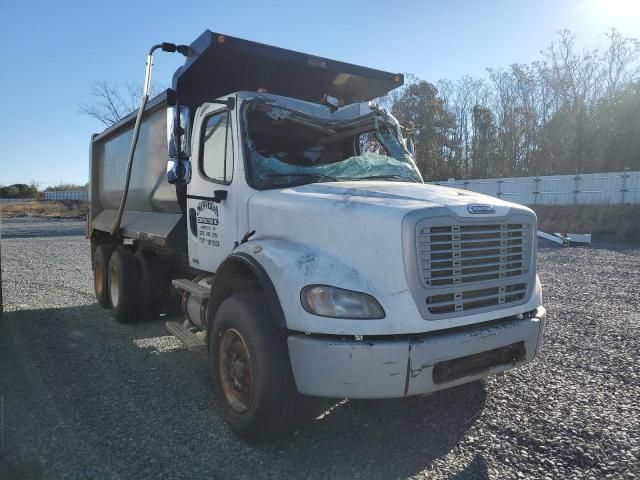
xmin=167 ymin=106 xmax=191 ymax=185
xmin=167 ymin=158 xmax=192 ymax=185
xmin=166 ymin=106 xmax=191 ymax=159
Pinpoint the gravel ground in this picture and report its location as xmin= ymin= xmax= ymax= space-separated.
xmin=0 ymin=218 xmax=638 ymax=479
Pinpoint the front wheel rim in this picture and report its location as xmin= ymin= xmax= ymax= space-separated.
xmin=218 ymin=329 xmax=254 ymax=413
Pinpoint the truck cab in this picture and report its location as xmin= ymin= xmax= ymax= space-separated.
xmin=88 ymin=31 xmax=546 ymax=442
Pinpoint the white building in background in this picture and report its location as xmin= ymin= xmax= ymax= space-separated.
xmin=43 ymin=190 xmax=88 ymax=201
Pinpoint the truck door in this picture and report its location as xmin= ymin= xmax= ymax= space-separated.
xmin=186 ymin=103 xmax=238 ymax=272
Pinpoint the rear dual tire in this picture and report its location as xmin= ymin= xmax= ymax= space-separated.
xmin=108 ymin=248 xmax=141 ymax=323
xmin=93 ymin=244 xmax=170 ymax=322
xmin=93 ymin=244 xmax=115 ymax=309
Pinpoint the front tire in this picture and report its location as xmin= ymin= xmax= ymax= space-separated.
xmin=210 ymin=294 xmax=308 ymax=442
xmin=108 ymin=247 xmax=141 ymax=323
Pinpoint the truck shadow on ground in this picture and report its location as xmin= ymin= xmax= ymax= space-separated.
xmin=1 ymin=303 xmax=488 ymax=479
xmin=275 ymin=382 xmax=488 ymax=478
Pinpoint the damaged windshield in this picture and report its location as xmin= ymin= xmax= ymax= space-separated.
xmin=243 ymin=101 xmax=423 ymax=189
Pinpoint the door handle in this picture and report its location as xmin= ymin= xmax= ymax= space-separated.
xmin=213 ymin=190 xmax=228 ymax=203
xmin=189 ymin=208 xmax=197 ymax=236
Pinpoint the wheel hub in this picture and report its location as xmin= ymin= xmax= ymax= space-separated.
xmin=95 ymin=262 xmax=104 ymax=295
xmin=108 ymin=266 xmax=120 ymax=308
xmin=218 ymin=329 xmax=253 ymax=413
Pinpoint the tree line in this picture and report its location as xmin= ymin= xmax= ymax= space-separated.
xmin=0 ymin=183 xmax=39 ymax=199
xmin=383 ymin=29 xmax=640 ymax=180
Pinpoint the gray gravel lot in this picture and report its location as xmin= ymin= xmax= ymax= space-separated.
xmin=1 ymin=218 xmax=639 ymax=479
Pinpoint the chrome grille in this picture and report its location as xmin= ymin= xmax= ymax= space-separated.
xmin=418 ymin=222 xmax=533 ymax=316
xmin=426 ymin=283 xmax=528 ymax=314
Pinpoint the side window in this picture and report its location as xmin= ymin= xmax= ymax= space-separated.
xmin=201 ymin=111 xmax=233 ymax=183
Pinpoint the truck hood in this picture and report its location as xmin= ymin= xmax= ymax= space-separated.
xmin=247 ymin=181 xmax=526 ymax=290
xmin=249 ymin=181 xmax=518 ymax=214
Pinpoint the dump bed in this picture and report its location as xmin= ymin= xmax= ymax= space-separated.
xmin=89 ymin=92 xmax=187 ymax=251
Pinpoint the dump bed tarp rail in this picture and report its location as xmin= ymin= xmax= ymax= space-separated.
xmin=172 ymin=30 xmax=403 ymax=105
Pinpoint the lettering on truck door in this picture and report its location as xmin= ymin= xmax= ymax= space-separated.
xmin=196 ymin=200 xmax=220 ymax=247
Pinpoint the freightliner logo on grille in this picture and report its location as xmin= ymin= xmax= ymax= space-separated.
xmin=467 ymin=204 xmax=496 ymax=214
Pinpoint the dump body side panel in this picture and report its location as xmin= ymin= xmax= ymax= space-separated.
xmin=89 ymin=92 xmax=186 ymax=252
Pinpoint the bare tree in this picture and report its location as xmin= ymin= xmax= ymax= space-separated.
xmin=80 ymin=80 xmax=164 ymax=126
xmin=438 ymin=76 xmax=491 ymax=177
xmin=603 ymin=29 xmax=640 ymax=96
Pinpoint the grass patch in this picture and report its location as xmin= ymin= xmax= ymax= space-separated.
xmin=0 ymin=200 xmax=88 ymax=218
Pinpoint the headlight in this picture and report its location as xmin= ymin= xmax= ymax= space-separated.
xmin=300 ymin=285 xmax=385 ymax=319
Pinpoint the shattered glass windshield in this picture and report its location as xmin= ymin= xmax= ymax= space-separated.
xmin=243 ymin=102 xmax=423 ymax=189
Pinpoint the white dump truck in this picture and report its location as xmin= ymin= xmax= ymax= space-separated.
xmin=89 ymin=30 xmax=546 ymax=442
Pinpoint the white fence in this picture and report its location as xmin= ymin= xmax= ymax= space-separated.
xmin=43 ymin=190 xmax=88 ymax=202
xmin=432 ymin=171 xmax=640 ymax=206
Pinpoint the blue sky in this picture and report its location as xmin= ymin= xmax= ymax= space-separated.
xmin=0 ymin=0 xmax=638 ymax=187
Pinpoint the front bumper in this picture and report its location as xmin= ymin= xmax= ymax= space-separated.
xmin=287 ymin=306 xmax=546 ymax=398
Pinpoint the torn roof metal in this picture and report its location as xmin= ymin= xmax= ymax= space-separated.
xmin=172 ymin=30 xmax=404 ymax=106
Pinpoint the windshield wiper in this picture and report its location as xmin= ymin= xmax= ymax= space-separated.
xmin=354 ymin=174 xmax=418 ymax=182
xmin=261 ymin=172 xmax=338 ymax=185
xmin=261 ymin=173 xmax=338 ymax=188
